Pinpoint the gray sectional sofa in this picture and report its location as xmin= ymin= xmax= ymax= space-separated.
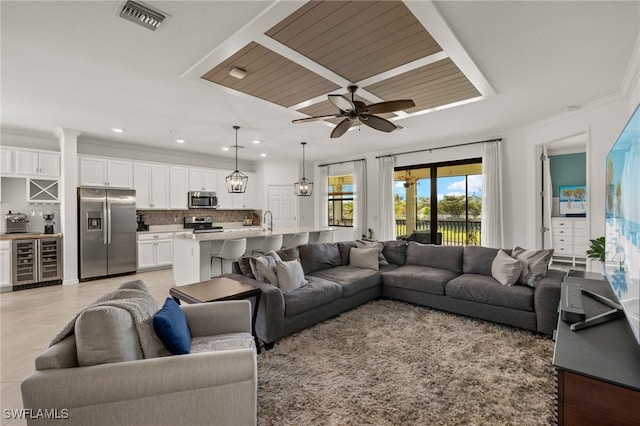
xmin=228 ymin=240 xmax=565 ymax=348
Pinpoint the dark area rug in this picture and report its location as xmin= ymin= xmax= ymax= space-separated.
xmin=257 ymin=299 xmax=554 ymax=425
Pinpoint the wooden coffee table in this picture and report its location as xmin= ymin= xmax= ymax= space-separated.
xmin=170 ymin=277 xmax=262 ymax=353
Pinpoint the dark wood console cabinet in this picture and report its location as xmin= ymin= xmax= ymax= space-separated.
xmin=553 ymin=271 xmax=640 ymax=425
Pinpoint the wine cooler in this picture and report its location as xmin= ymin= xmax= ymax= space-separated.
xmin=12 ymin=237 xmax=62 ymax=286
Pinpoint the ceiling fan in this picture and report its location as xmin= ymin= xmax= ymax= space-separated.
xmin=292 ymin=85 xmax=415 ymax=138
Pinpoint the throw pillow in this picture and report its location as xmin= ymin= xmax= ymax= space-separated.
xmin=349 ymin=247 xmax=380 ymax=270
xmin=511 ymin=246 xmax=554 ymax=287
xmin=237 ymin=256 xmax=255 ymax=279
xmin=491 ymin=250 xmax=522 ymax=286
xmin=153 ymin=298 xmax=191 ymax=355
xmin=356 ymin=240 xmax=389 ymax=265
xmin=249 ymin=250 xmax=281 ymax=285
xmin=275 ymin=259 xmax=307 ymax=294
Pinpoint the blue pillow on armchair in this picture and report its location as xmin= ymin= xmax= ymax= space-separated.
xmin=153 ymin=298 xmax=191 ymax=355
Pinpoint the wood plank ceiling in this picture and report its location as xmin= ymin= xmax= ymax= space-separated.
xmin=201 ymin=0 xmax=482 ymax=123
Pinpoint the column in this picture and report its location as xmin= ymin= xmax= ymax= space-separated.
xmin=53 ymin=127 xmax=81 ymax=285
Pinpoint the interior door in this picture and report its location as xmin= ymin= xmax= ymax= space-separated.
xmin=268 ymin=185 xmax=297 ymax=228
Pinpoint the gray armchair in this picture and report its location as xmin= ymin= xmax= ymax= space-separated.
xmin=21 ymin=300 xmax=257 ymax=426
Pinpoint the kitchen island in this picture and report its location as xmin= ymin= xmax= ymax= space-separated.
xmin=173 ymin=228 xmax=332 ymax=285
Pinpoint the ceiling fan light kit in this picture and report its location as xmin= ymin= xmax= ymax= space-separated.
xmin=292 ymin=85 xmax=415 ymax=139
xmin=294 ymin=142 xmax=313 ymax=196
xmin=226 ymin=125 xmax=248 ymax=193
xmin=229 ymin=67 xmax=247 ymax=79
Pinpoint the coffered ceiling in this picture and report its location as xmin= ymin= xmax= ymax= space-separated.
xmin=2 ymin=1 xmax=639 ymax=162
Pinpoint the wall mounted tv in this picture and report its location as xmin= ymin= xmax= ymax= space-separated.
xmin=559 ymin=184 xmax=587 ymax=216
xmin=605 ymin=103 xmax=640 ymax=345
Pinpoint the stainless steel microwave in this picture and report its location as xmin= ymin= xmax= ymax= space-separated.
xmin=188 ymin=191 xmax=218 ymax=209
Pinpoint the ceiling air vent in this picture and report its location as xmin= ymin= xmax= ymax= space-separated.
xmin=119 ymin=1 xmax=165 ymax=31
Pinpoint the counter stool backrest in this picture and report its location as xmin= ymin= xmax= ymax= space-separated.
xmin=316 ymin=230 xmax=333 ymax=243
xmin=212 ymin=238 xmax=247 ymax=277
xmin=291 ymin=232 xmax=309 ymax=247
xmin=252 ymin=234 xmax=283 ymax=256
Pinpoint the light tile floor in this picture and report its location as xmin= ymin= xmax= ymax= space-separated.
xmin=0 ymin=269 xmax=176 ymax=426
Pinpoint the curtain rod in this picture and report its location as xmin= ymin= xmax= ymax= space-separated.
xmin=374 ymin=138 xmax=503 ymax=159
xmin=317 ymin=158 xmax=366 ymax=168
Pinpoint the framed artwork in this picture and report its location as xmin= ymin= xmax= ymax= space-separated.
xmin=559 ymin=184 xmax=587 ymax=215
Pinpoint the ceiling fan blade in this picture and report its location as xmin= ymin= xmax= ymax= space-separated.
xmin=364 ymin=99 xmax=415 ymax=114
xmin=330 ymin=118 xmax=353 ymax=138
xmin=328 ymin=94 xmax=355 ymax=112
xmin=360 ymin=114 xmax=397 ymax=133
xmin=292 ymin=114 xmax=342 ymax=124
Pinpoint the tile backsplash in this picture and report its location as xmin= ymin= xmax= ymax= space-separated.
xmin=137 ymin=209 xmax=262 ymax=226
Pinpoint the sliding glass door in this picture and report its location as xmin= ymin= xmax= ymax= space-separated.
xmin=394 ymin=159 xmax=482 ymax=246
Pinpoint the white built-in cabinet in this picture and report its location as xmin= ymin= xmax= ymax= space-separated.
xmin=169 ymin=166 xmax=189 ymax=209
xmin=188 ymin=168 xmax=217 ymax=191
xmin=0 ymin=241 xmax=11 ymax=291
xmin=134 ymin=163 xmax=170 ymax=209
xmin=1 ymin=147 xmax=60 ymax=178
xmin=137 ymin=232 xmax=173 ymax=270
xmin=78 ymin=156 xmax=133 ymax=188
xmin=551 ymin=217 xmax=588 ymax=266
xmin=76 ymin=154 xmax=256 ymax=210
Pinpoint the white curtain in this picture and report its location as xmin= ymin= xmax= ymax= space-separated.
xmin=481 ymin=141 xmax=504 ymax=248
xmin=378 ymin=156 xmax=396 ymax=241
xmin=317 ymin=165 xmax=329 ymax=228
xmin=353 ymin=160 xmax=367 ymax=239
xmin=542 ymin=145 xmax=554 ymax=249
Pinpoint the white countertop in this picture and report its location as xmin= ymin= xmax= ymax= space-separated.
xmin=175 ymin=227 xmax=332 ymax=241
xmin=138 ymin=223 xmax=261 ymax=234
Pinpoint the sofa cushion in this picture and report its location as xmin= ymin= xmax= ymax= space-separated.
xmin=491 ymin=250 xmax=522 ymax=286
xmin=190 ymin=332 xmax=255 ymax=353
xmin=153 ymin=298 xmax=192 ymax=355
xmin=309 ymin=266 xmax=381 ymax=298
xmin=276 ymin=246 xmax=300 ymax=262
xmin=283 ymin=277 xmax=342 ymax=317
xmin=298 ymin=243 xmax=341 ymax=274
xmin=405 ymin=242 xmax=464 ymax=273
xmin=75 ymin=305 xmax=144 ymax=367
xmin=511 ymin=247 xmax=554 ymax=287
xmin=381 ymin=264 xmax=459 ymax=295
xmin=463 ymin=246 xmax=501 ymax=276
xmin=446 ymin=274 xmax=534 ymax=311
xmin=382 ymin=240 xmax=408 ymax=265
xmin=349 ymin=247 xmax=380 ymax=270
xmin=337 ymin=241 xmax=358 ymax=265
xmin=356 ymin=240 xmax=389 ymax=265
xmin=276 ymin=259 xmax=308 ymax=294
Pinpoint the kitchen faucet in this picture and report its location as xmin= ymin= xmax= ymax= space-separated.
xmin=263 ymin=210 xmax=273 ymax=232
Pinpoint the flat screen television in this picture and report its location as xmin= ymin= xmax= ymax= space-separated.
xmin=605 ymin=103 xmax=640 ymax=345
xmin=559 ymin=184 xmax=587 ymax=216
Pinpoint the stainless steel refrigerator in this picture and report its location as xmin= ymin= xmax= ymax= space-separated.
xmin=78 ymin=188 xmax=137 ymax=280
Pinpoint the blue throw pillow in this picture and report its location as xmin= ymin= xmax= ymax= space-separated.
xmin=153 ymin=298 xmax=191 ymax=355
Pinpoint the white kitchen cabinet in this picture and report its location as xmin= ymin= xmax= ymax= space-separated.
xmin=134 ymin=163 xmax=169 ymax=209
xmin=170 ymin=166 xmax=189 ymax=209
xmin=14 ymin=149 xmax=60 ymax=178
xmin=216 ymin=171 xmax=233 ymax=209
xmin=189 ymin=168 xmax=218 ymax=191
xmin=233 ymin=172 xmax=256 ymax=208
xmin=78 ymin=156 xmax=133 ymax=188
xmin=137 ymin=232 xmax=173 ymax=270
xmin=0 ymin=241 xmax=11 ymax=291
xmin=0 ymin=147 xmax=14 ymax=175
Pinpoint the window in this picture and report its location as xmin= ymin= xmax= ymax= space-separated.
xmin=394 ymin=159 xmax=482 ymax=246
xmin=328 ymin=174 xmax=353 ymax=227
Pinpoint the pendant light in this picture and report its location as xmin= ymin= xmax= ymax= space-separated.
xmin=226 ymin=125 xmax=248 ymax=193
xmin=294 ymin=142 xmax=313 ymax=196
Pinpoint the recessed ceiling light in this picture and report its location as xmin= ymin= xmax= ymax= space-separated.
xmin=253 ymin=140 xmax=261 ymax=144
xmin=222 ymin=147 xmax=230 ymax=151
xmin=112 ymin=128 xmax=124 ymax=133
xmin=260 ymin=153 xmax=267 ymax=157
xmin=176 ymin=139 xmax=185 ymax=144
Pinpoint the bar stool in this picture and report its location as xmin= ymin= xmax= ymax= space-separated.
xmin=316 ymin=230 xmax=333 ymax=243
xmin=211 ymin=238 xmax=247 ymax=277
xmin=252 ymin=234 xmax=283 ymax=256
xmin=290 ymin=232 xmax=309 ymax=247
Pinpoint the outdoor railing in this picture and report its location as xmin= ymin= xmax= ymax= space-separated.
xmin=396 ymin=219 xmax=481 ymax=246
